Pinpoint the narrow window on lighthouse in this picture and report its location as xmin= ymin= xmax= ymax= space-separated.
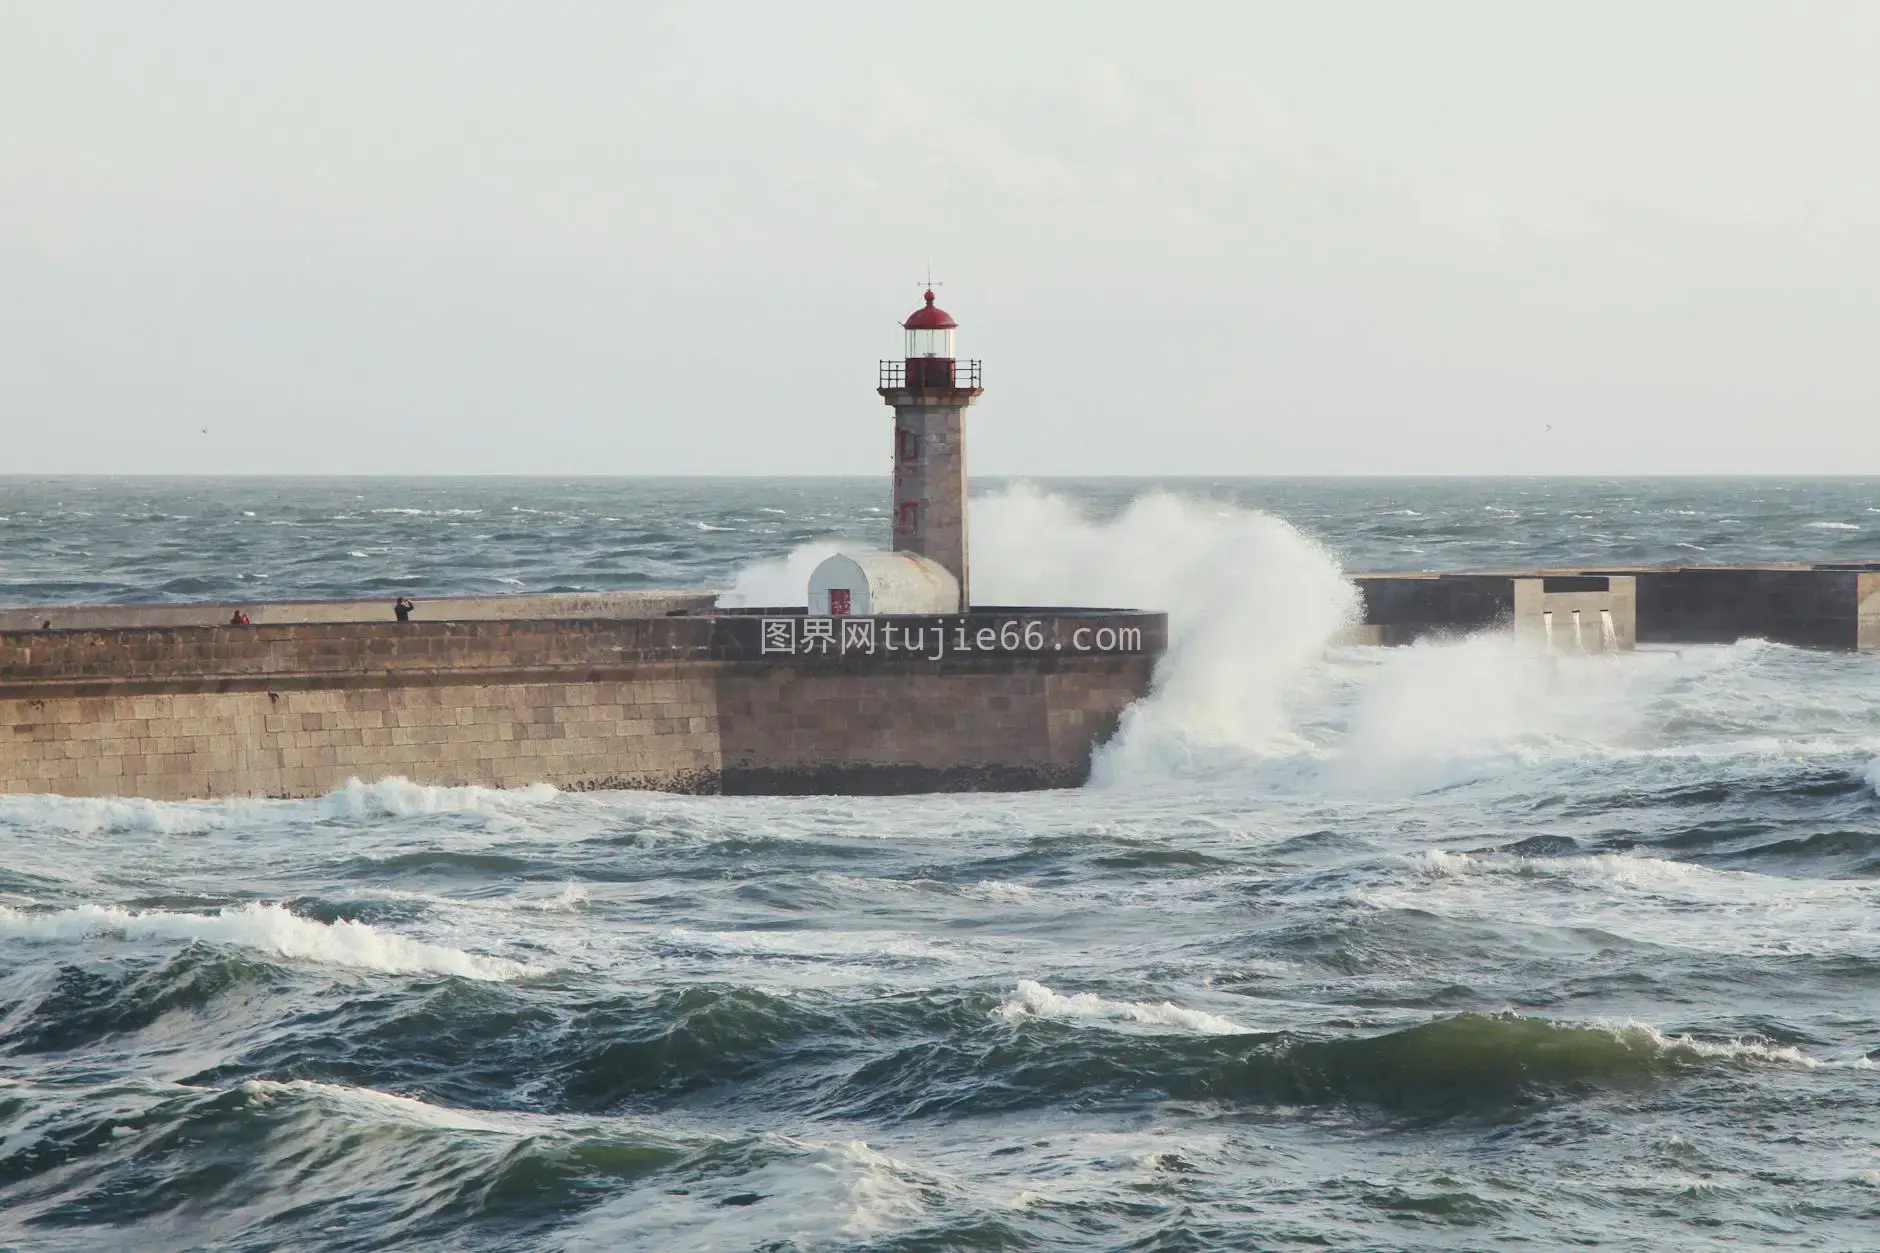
xmin=897 ymin=428 xmax=920 ymax=463
xmin=897 ymin=501 xmax=919 ymax=533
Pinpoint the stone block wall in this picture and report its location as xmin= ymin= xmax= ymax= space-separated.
xmin=1044 ymin=658 xmax=1161 ymax=767
xmin=0 ymin=668 xmax=722 ymax=799
xmin=713 ymin=656 xmax=1154 ymax=793
xmin=0 ymin=609 xmax=1164 ymax=799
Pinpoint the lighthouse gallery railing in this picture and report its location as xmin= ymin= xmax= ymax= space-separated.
xmin=878 ymin=360 xmax=982 ymax=389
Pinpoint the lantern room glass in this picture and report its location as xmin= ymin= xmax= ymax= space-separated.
xmin=905 ymin=326 xmax=956 ymax=359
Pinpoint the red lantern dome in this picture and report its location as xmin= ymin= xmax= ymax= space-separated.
xmin=902 ymin=290 xmax=958 ymax=331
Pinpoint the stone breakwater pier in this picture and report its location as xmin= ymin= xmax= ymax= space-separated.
xmin=0 ymin=594 xmax=1164 ymax=800
xmin=0 ymin=289 xmax=1179 ymax=802
xmin=6 ymin=562 xmax=1879 ymax=801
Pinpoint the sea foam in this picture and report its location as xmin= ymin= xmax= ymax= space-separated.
xmin=565 ymin=1133 xmax=935 ymax=1248
xmin=0 ymin=776 xmax=565 ymax=837
xmin=995 ymin=979 xmax=1252 ymax=1036
xmin=0 ymin=902 xmax=536 ymax=980
xmin=314 ymin=776 xmax=562 ymax=820
xmin=972 ymin=488 xmax=1358 ymax=777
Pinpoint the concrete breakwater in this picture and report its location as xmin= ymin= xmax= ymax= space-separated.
xmin=1354 ymin=563 xmax=1880 ymax=651
xmin=0 ymin=604 xmax=1164 ymax=800
xmin=8 ymin=561 xmax=1876 ymax=802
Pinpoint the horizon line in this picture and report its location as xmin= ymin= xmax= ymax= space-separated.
xmin=9 ymin=471 xmax=1880 ymax=482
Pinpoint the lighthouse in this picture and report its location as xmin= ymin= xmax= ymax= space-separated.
xmin=877 ymin=289 xmax=983 ymax=610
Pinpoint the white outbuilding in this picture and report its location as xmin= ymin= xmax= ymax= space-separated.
xmin=808 ymin=551 xmax=961 ymax=616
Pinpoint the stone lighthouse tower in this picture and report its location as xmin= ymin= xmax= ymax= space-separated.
xmin=878 ymin=290 xmax=983 ymax=610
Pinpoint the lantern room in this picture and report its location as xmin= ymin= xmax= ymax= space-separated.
xmin=903 ymin=290 xmax=958 ymax=388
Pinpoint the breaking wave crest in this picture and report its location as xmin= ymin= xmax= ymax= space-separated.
xmin=0 ymin=1073 xmax=946 ymax=1250
xmin=1417 ymin=847 xmax=1728 ymax=888
xmin=712 ymin=484 xmax=1362 ymax=777
xmin=0 ymin=777 xmax=566 ymax=837
xmin=239 ymin=1078 xmax=521 ymax=1132
xmin=0 ymin=792 xmax=272 ymax=837
xmin=314 ymin=776 xmax=564 ymax=819
xmin=969 ymin=488 xmax=1359 ymax=776
xmin=831 ymin=1002 xmax=1828 ymax=1122
xmin=0 ymin=1076 xmax=702 ymax=1244
xmin=993 ymin=984 xmax=1825 ymax=1071
xmin=994 ymin=979 xmax=1252 ymax=1035
xmin=0 ymin=902 xmax=535 ymax=980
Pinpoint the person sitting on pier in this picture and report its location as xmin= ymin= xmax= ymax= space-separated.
xmin=229 ymin=610 xmax=252 ymax=626
xmin=393 ymin=597 xmax=414 ymax=622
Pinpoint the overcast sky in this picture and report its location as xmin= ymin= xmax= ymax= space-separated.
xmin=4 ymin=2 xmax=1879 ymax=475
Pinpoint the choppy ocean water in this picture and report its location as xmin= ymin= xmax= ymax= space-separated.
xmin=3 ymin=476 xmax=1879 ymax=1251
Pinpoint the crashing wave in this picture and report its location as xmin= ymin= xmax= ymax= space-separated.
xmin=994 ymin=979 xmax=1252 ymax=1036
xmin=0 ymin=901 xmax=536 ymax=981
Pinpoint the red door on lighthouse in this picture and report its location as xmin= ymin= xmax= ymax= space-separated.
xmin=829 ymin=589 xmax=852 ymax=616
